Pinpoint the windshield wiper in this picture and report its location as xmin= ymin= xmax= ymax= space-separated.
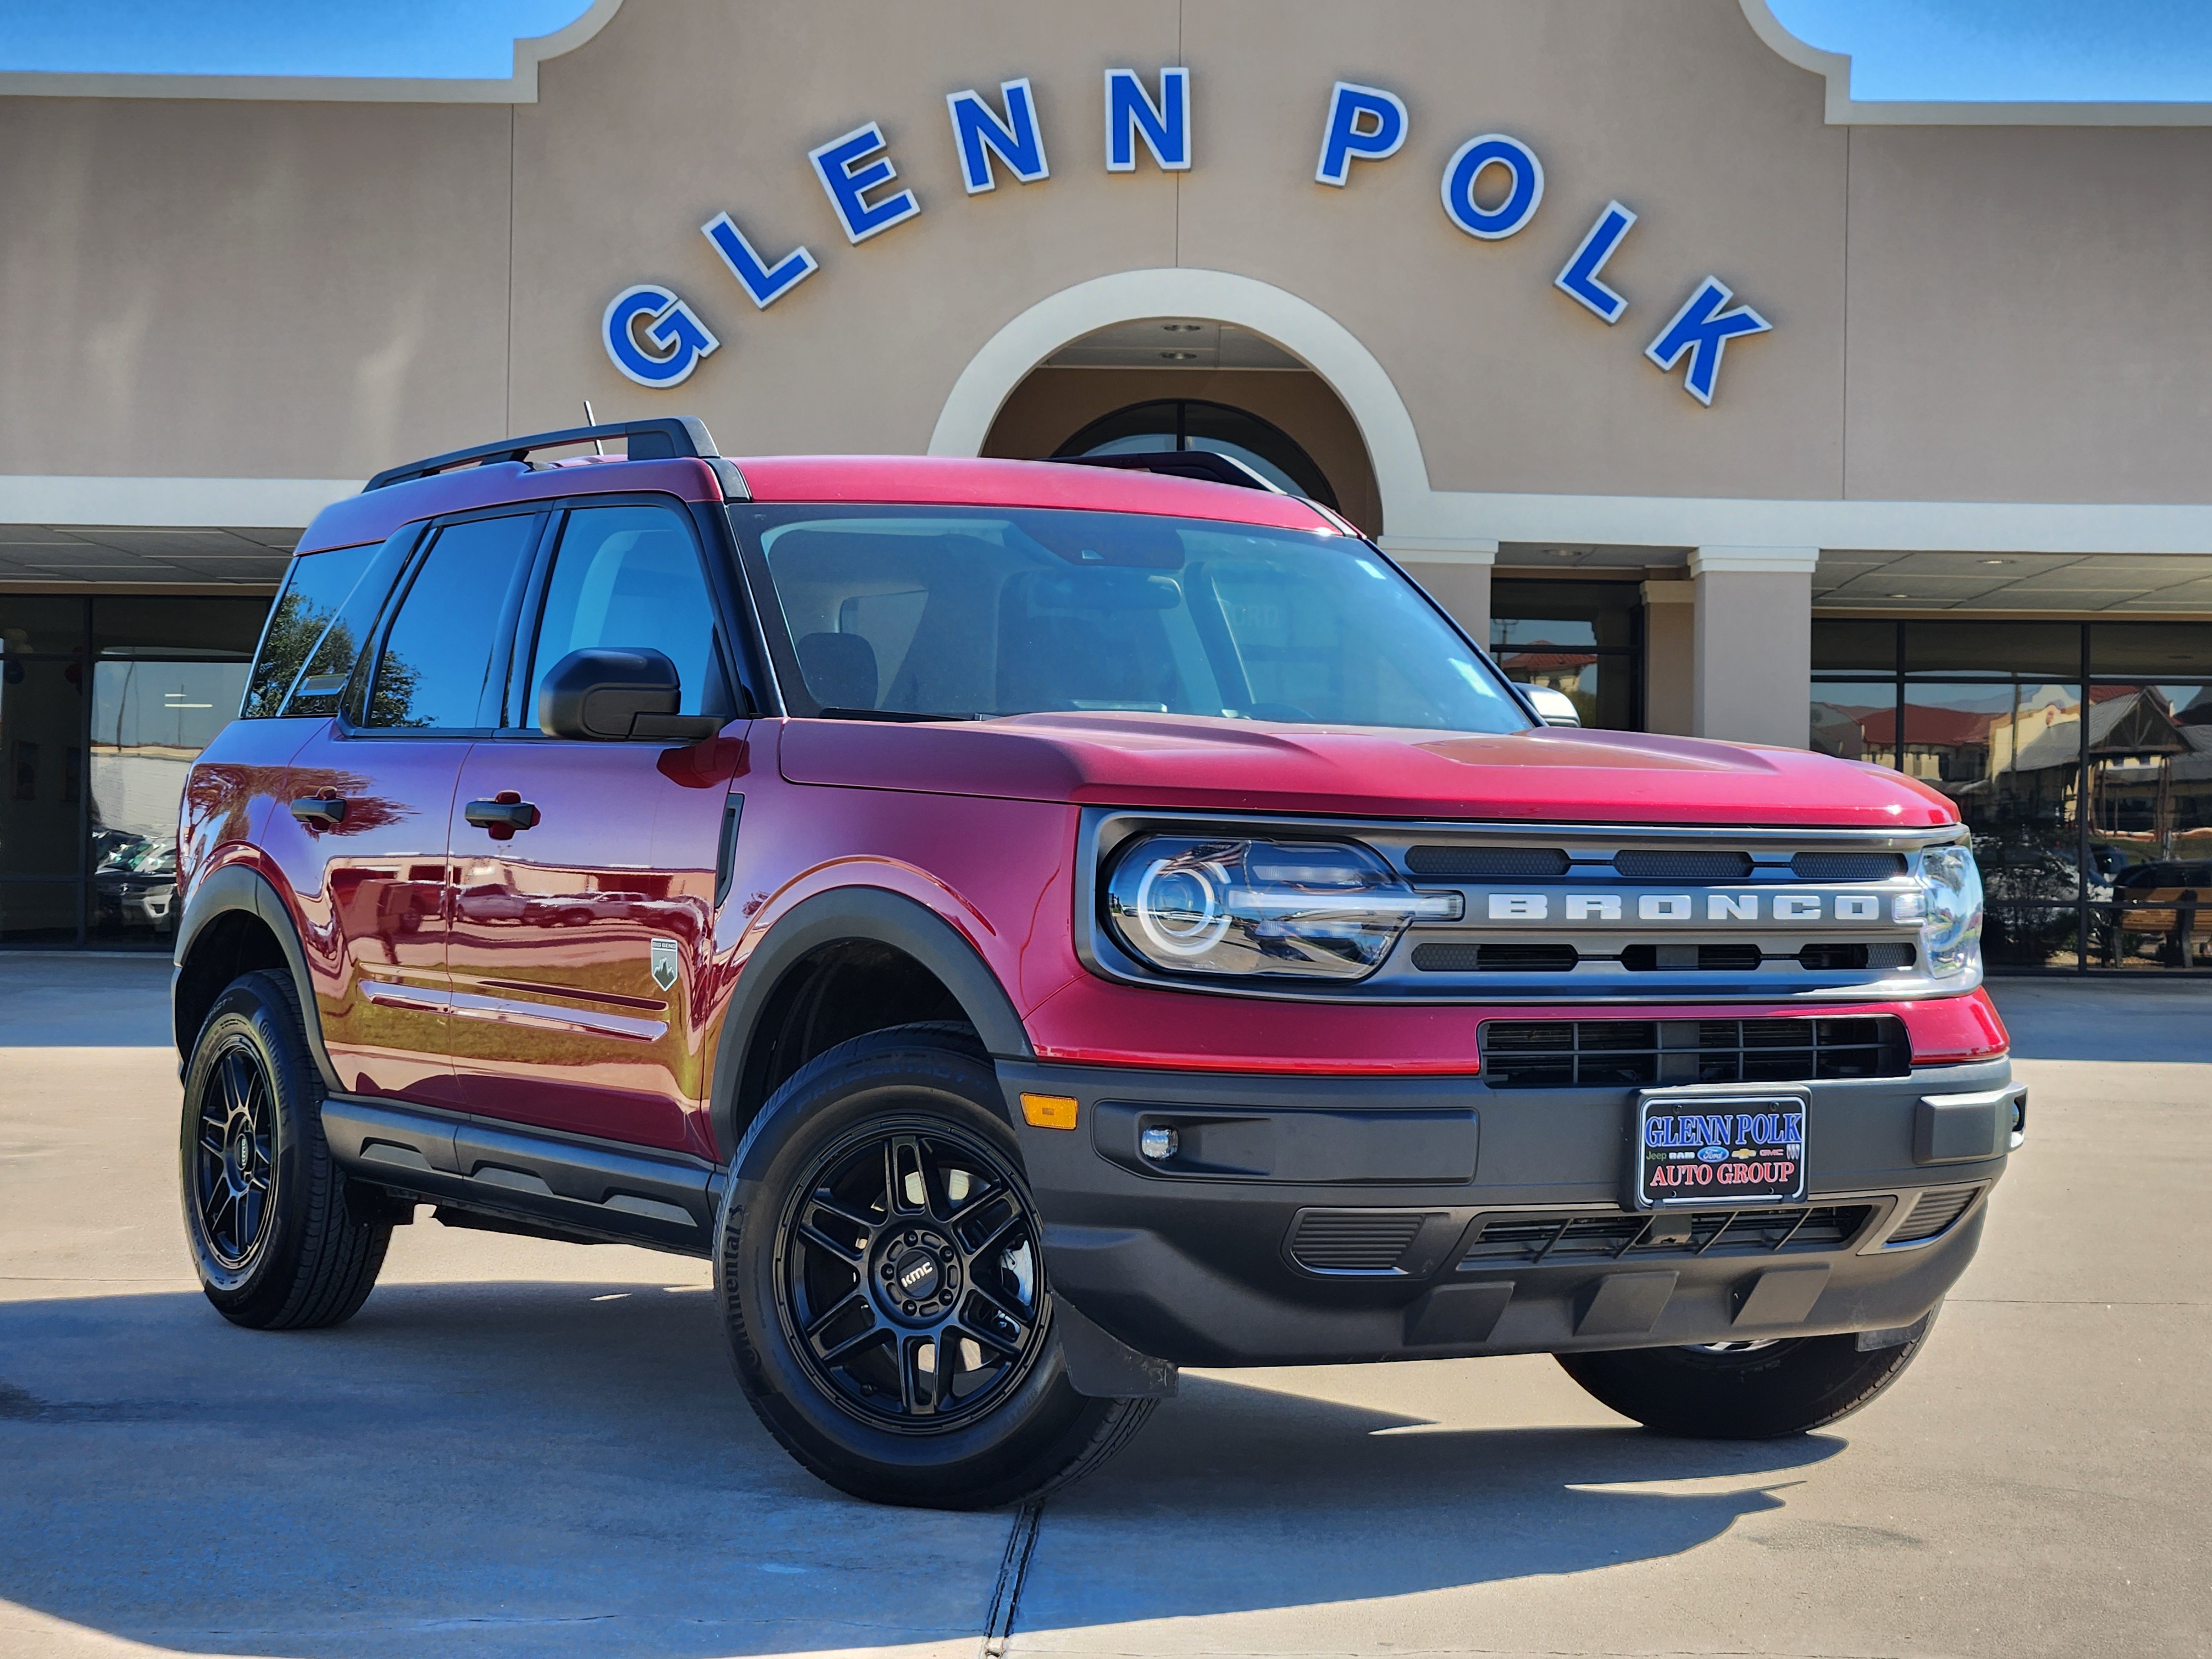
xmin=811 ymin=707 xmax=989 ymax=723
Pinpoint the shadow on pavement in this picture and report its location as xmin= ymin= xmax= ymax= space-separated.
xmin=0 ymin=1280 xmax=1838 ymax=1657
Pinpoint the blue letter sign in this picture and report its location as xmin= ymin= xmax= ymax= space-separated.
xmin=947 ymin=78 xmax=1050 ymax=194
xmin=602 ymin=285 xmax=719 ymax=387
xmin=1645 ymin=276 xmax=1772 ymax=405
xmin=808 ymin=122 xmax=921 ymax=244
xmin=1440 ymin=133 xmax=1543 ymax=240
xmin=1104 ymin=67 xmax=1191 ymax=172
xmin=700 ymin=211 xmax=818 ymax=309
xmin=1315 ymin=81 xmax=1407 ymax=186
xmin=1555 ymin=200 xmax=1637 ymax=324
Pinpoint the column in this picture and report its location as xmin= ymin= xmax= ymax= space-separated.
xmin=1689 ymin=545 xmax=1819 ymax=748
xmin=1385 ymin=539 xmax=1498 ymax=649
xmin=1641 ymin=578 xmax=1695 ymax=735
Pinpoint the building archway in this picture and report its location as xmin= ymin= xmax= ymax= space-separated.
xmin=928 ymin=268 xmax=1436 ymax=542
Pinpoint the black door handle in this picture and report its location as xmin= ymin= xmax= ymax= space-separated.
xmin=464 ymin=796 xmax=540 ymax=832
xmin=290 ymin=797 xmax=347 ymax=827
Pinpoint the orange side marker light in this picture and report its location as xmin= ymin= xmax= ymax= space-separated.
xmin=1019 ymin=1092 xmax=1079 ymax=1130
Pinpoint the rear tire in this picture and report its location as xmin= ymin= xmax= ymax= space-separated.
xmin=179 ymin=970 xmax=390 ymax=1329
xmin=1556 ymin=1312 xmax=1939 ymax=1438
xmin=716 ymin=1025 xmax=1154 ymax=1509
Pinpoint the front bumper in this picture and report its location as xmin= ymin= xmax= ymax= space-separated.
xmin=1001 ymin=1056 xmax=2017 ymax=1367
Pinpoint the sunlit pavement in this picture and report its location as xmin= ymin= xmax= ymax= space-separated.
xmin=1 ymin=958 xmax=2205 ymax=1658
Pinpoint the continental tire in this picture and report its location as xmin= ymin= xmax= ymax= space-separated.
xmin=179 ymin=970 xmax=391 ymax=1329
xmin=1556 ymin=1312 xmax=1939 ymax=1438
xmin=716 ymin=1025 xmax=1154 ymax=1509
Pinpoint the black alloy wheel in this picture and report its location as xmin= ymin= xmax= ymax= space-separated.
xmin=191 ymin=1039 xmax=278 ymax=1270
xmin=179 ymin=970 xmax=392 ymax=1329
xmin=775 ymin=1121 xmax=1047 ymax=1430
xmin=718 ymin=1024 xmax=1157 ymax=1509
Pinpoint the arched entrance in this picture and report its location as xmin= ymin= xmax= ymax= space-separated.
xmin=977 ymin=319 xmax=1379 ymax=533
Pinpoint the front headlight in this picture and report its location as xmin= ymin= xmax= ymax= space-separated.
xmin=1917 ymin=842 xmax=1984 ymax=978
xmin=1102 ymin=836 xmax=1462 ymax=980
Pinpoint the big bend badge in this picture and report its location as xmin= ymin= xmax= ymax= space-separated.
xmin=650 ymin=938 xmax=680 ymax=992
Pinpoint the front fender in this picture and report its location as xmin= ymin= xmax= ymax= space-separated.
xmin=705 ymin=884 xmax=1034 ymax=1160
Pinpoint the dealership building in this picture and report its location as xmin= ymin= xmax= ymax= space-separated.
xmin=5 ymin=0 xmax=2212 ymax=967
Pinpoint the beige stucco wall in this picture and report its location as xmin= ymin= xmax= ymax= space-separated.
xmin=0 ymin=98 xmax=512 ymax=478
xmin=0 ymin=0 xmax=2209 ymax=518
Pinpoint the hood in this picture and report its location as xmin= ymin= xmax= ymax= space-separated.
xmin=776 ymin=712 xmax=1956 ymax=828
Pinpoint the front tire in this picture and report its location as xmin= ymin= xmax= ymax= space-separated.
xmin=716 ymin=1026 xmax=1154 ymax=1509
xmin=1556 ymin=1312 xmax=1939 ymax=1438
xmin=179 ymin=969 xmax=390 ymax=1329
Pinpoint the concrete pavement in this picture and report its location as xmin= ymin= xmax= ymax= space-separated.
xmin=0 ymin=957 xmax=2205 ymax=1657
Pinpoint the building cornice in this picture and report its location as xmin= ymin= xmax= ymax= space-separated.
xmin=0 ymin=0 xmax=621 ymax=103
xmin=1739 ymin=0 xmax=2212 ymax=127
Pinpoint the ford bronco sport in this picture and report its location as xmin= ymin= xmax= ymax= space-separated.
xmin=173 ymin=416 xmax=2018 ymax=1508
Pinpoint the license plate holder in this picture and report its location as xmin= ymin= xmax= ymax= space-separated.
xmin=1634 ymin=1089 xmax=1809 ymax=1209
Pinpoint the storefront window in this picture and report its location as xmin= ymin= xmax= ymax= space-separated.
xmin=1811 ymin=618 xmax=2212 ymax=972
xmin=0 ymin=594 xmax=266 ymax=948
xmin=1054 ymin=399 xmax=1340 ymax=508
xmin=1490 ymin=580 xmax=1643 ymax=730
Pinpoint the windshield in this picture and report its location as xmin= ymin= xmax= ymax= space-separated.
xmin=733 ymin=505 xmax=1528 ymax=733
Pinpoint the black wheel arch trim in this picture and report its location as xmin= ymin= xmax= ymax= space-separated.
xmin=706 ymin=885 xmax=1035 ymax=1159
xmin=172 ymin=863 xmax=343 ymax=1095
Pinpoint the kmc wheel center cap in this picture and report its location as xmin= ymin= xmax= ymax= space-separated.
xmin=877 ymin=1229 xmax=961 ymax=1321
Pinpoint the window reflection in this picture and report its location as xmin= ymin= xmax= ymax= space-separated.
xmin=1490 ymin=581 xmax=1642 ymax=730
xmin=1812 ymin=618 xmax=2212 ymax=971
xmin=88 ymin=660 xmax=250 ymax=941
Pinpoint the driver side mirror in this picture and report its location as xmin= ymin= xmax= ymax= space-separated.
xmin=539 ymin=647 xmax=722 ymax=742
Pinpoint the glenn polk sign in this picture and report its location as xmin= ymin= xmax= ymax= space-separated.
xmin=603 ymin=71 xmax=1772 ymax=408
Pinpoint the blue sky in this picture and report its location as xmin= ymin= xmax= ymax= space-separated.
xmin=1 ymin=1 xmax=2208 ymax=102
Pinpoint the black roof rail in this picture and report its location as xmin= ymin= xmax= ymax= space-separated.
xmin=1050 ymin=449 xmax=1287 ymax=494
xmin=363 ymin=415 xmax=750 ymax=499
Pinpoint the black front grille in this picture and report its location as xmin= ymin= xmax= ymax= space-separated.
xmin=1613 ymin=849 xmax=1754 ymax=881
xmin=1460 ymin=1205 xmax=1874 ymax=1266
xmin=1405 ymin=845 xmax=1569 ymax=878
xmin=1620 ymin=943 xmax=1765 ymax=972
xmin=1888 ymin=1187 xmax=1979 ymax=1244
xmin=1792 ymin=851 xmax=1908 ymax=881
xmin=1798 ymin=942 xmax=1917 ymax=971
xmin=1287 ymin=1209 xmax=1424 ymax=1272
xmin=1479 ymin=1017 xmax=1910 ymax=1089
xmin=1412 ymin=942 xmax=1578 ymax=972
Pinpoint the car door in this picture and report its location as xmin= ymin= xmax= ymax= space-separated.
xmin=289 ymin=510 xmax=546 ymax=1107
xmin=446 ymin=498 xmax=749 ymax=1155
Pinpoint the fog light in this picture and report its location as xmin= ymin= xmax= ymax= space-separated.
xmin=1139 ymin=1125 xmax=1179 ymax=1163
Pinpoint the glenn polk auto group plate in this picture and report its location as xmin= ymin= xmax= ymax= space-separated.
xmin=1636 ymin=1091 xmax=1808 ymax=1208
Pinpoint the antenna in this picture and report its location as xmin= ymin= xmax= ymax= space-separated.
xmin=582 ymin=400 xmax=604 ymax=455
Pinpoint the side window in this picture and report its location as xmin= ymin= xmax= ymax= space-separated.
xmin=280 ymin=527 xmax=419 ymax=720
xmin=239 ymin=541 xmax=376 ymax=717
xmin=363 ymin=515 xmax=539 ymax=731
xmin=528 ymin=504 xmax=724 ymax=722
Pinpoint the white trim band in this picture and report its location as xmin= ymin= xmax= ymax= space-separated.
xmin=0 ymin=476 xmax=361 ymax=529
xmin=1689 ymin=545 xmax=1822 ymax=577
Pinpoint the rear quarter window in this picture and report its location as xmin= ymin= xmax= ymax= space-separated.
xmin=239 ymin=541 xmax=379 ymax=718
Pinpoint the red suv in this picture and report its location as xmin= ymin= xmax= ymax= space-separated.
xmin=173 ymin=418 xmax=2018 ymax=1508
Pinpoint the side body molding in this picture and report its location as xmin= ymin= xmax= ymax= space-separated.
xmin=171 ymin=862 xmax=343 ymax=1094
xmin=709 ymin=885 xmax=1035 ymax=1159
